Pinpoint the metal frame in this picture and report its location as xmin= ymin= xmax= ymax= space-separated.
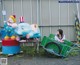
xmin=39 ymin=25 xmax=74 ymax=27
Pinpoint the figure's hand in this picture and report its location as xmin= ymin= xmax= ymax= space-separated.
xmin=16 ymin=36 xmax=20 ymax=41
xmin=60 ymin=40 xmax=64 ymax=42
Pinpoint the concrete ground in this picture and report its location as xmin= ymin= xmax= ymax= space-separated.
xmin=7 ymin=55 xmax=80 ymax=65
xmin=0 ymin=42 xmax=80 ymax=65
xmin=0 ymin=52 xmax=79 ymax=65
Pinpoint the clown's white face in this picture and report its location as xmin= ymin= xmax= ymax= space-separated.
xmin=6 ymin=16 xmax=17 ymax=28
xmin=7 ymin=18 xmax=14 ymax=26
xmin=8 ymin=18 xmax=14 ymax=23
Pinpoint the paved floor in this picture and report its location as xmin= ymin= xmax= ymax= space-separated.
xmin=0 ymin=46 xmax=80 ymax=65
xmin=6 ymin=54 xmax=80 ymax=65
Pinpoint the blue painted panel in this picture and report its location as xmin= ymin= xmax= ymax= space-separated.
xmin=2 ymin=46 xmax=20 ymax=54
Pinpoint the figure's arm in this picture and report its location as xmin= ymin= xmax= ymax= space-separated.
xmin=55 ymin=35 xmax=64 ymax=42
xmin=55 ymin=35 xmax=60 ymax=41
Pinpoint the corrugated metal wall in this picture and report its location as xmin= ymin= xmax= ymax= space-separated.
xmin=0 ymin=0 xmax=80 ymax=41
xmin=39 ymin=0 xmax=77 ymax=41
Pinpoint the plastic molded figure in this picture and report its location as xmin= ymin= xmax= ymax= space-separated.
xmin=1 ymin=15 xmax=20 ymax=56
xmin=28 ymin=24 xmax=41 ymax=38
xmin=15 ymin=16 xmax=41 ymax=40
xmin=0 ymin=15 xmax=41 ymax=56
xmin=1 ymin=15 xmax=17 ymax=39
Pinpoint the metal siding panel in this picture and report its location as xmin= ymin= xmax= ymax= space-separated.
xmin=51 ymin=1 xmax=59 ymax=25
xmin=69 ymin=3 xmax=77 ymax=25
xmin=1 ymin=0 xmax=78 ymax=41
xmin=60 ymin=27 xmax=76 ymax=41
xmin=3 ymin=0 xmax=12 ymax=21
xmin=71 ymin=27 xmax=76 ymax=41
xmin=79 ymin=3 xmax=80 ymax=21
xmin=41 ymin=0 xmax=50 ymax=25
xmin=23 ymin=0 xmax=31 ymax=24
xmin=0 ymin=15 xmax=3 ymax=27
xmin=42 ymin=27 xmax=50 ymax=37
xmin=0 ymin=3 xmax=2 ymax=26
xmin=32 ymin=0 xmax=37 ymax=24
xmin=60 ymin=3 xmax=68 ymax=25
xmin=68 ymin=27 xmax=76 ymax=41
xmin=14 ymin=0 xmax=21 ymax=23
xmin=51 ymin=27 xmax=59 ymax=34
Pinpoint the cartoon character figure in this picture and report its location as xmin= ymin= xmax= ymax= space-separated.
xmin=7 ymin=15 xmax=17 ymax=28
xmin=15 ymin=23 xmax=32 ymax=38
xmin=15 ymin=16 xmax=41 ymax=41
xmin=1 ymin=15 xmax=17 ymax=40
xmin=1 ymin=15 xmax=20 ymax=56
xmin=15 ymin=16 xmax=32 ymax=40
xmin=28 ymin=24 xmax=41 ymax=38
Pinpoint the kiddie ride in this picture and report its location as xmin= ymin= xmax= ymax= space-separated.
xmin=41 ymin=34 xmax=78 ymax=57
xmin=0 ymin=15 xmax=41 ymax=56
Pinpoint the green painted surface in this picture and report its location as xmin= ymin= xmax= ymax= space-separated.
xmin=41 ymin=34 xmax=74 ymax=57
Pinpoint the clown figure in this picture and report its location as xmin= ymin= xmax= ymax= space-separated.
xmin=3 ymin=15 xmax=17 ymax=39
xmin=1 ymin=15 xmax=21 ymax=56
xmin=7 ymin=15 xmax=17 ymax=28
